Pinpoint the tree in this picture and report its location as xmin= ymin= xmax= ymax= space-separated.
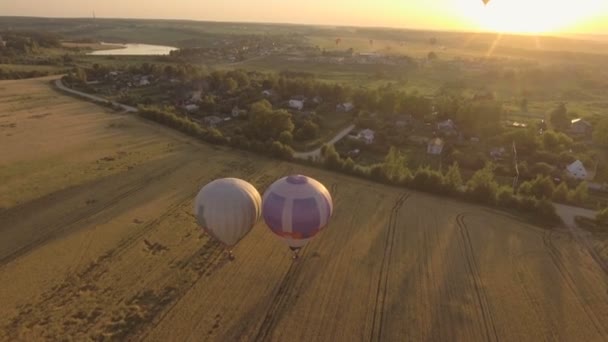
xmin=569 ymin=181 xmax=589 ymax=204
xmin=553 ymin=182 xmax=569 ymax=203
xmin=248 ymin=100 xmax=294 ymax=141
xmin=550 ymin=103 xmax=570 ymax=131
xmin=520 ymin=98 xmax=528 ymax=112
xmin=529 ymin=175 xmax=555 ymax=199
xmin=278 ymin=131 xmax=293 ymax=145
xmin=466 ymin=163 xmax=499 ymax=203
xmin=383 ymin=147 xmax=410 ymax=183
xmin=75 ymin=67 xmax=87 ymax=83
xmin=596 ymin=207 xmax=608 ymax=226
xmin=295 ymin=120 xmax=320 ymax=141
xmin=593 ymin=118 xmax=608 ymax=146
xmin=443 ymin=162 xmax=463 ymax=193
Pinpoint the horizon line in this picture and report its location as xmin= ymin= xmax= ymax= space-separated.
xmin=0 ymin=15 xmax=606 ymax=39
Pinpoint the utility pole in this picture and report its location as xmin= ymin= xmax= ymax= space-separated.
xmin=512 ymin=140 xmax=519 ymax=193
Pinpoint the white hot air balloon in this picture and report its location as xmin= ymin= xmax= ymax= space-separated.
xmin=194 ymin=178 xmax=262 ymax=259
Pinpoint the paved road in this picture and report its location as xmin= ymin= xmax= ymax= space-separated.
xmin=54 ymin=78 xmax=138 ymax=113
xmin=554 ymin=202 xmax=597 ymax=228
xmin=294 ymin=124 xmax=356 ymax=161
xmin=55 ymin=76 xmax=354 ymax=161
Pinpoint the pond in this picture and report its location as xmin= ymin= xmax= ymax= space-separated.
xmin=88 ymin=43 xmax=178 ymax=56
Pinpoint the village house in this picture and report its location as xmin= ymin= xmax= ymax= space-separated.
xmin=262 ymin=90 xmax=273 ymax=97
xmin=288 ymin=99 xmax=305 ymax=111
xmin=0 ymin=35 xmax=5 ymax=48
xmin=395 ymin=115 xmax=413 ymax=128
xmin=337 ymin=102 xmax=355 ymax=113
xmin=570 ymin=118 xmax=592 ymax=136
xmin=427 ymin=137 xmax=445 ymax=155
xmin=490 ymin=147 xmax=506 ymax=160
xmin=566 ymin=160 xmax=588 ymax=180
xmin=312 ymin=96 xmax=323 ymax=105
xmin=232 ymin=106 xmax=246 ymax=118
xmin=138 ymin=76 xmax=151 ymax=87
xmin=357 ymin=129 xmax=375 ymax=145
xmin=184 ymin=104 xmax=200 ymax=113
xmin=190 ymin=90 xmax=203 ymax=103
xmin=204 ymin=116 xmax=223 ymax=127
xmin=437 ymin=119 xmax=458 ymax=136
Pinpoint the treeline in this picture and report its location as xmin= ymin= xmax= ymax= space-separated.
xmin=322 ymin=145 xmax=564 ymax=224
xmin=0 ymin=68 xmax=52 ymax=80
xmin=136 ymin=105 xmax=295 ymax=161
xmin=133 ymin=103 xmax=563 ymax=224
xmin=0 ymin=31 xmax=62 ymax=55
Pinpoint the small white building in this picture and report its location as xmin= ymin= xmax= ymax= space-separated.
xmin=184 ymin=104 xmax=199 ymax=113
xmin=204 ymin=116 xmax=223 ymax=127
xmin=190 ymin=90 xmax=203 ymax=103
xmin=427 ymin=138 xmax=444 ymax=155
xmin=262 ymin=90 xmax=273 ymax=97
xmin=437 ymin=119 xmax=456 ymax=131
xmin=357 ymin=129 xmax=375 ymax=145
xmin=566 ymin=160 xmax=588 ymax=180
xmin=289 ymin=99 xmax=305 ymax=111
xmin=337 ymin=102 xmax=355 ymax=113
xmin=138 ymin=76 xmax=151 ymax=87
xmin=232 ymin=106 xmax=243 ymax=118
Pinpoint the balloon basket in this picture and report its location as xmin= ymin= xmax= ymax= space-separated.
xmin=290 ymin=247 xmax=301 ymax=260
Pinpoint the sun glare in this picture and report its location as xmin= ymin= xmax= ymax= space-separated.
xmin=459 ymin=0 xmax=606 ymax=34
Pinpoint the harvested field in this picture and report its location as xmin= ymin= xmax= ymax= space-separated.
xmin=1 ymin=77 xmax=608 ymax=341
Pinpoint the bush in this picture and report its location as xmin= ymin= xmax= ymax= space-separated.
xmin=569 ymin=182 xmax=589 ymax=204
xmin=467 ymin=163 xmax=499 ymax=204
xmin=553 ymin=182 xmax=569 ymax=203
xmin=411 ymin=167 xmax=445 ymax=193
xmin=596 ymin=207 xmax=608 ymax=226
xmin=497 ymin=186 xmax=518 ymax=209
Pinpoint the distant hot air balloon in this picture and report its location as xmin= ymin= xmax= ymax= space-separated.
xmin=335 ymin=38 xmax=342 ymax=45
xmin=194 ymin=178 xmax=262 ymax=259
xmin=262 ymin=175 xmax=333 ymax=258
xmin=482 ymin=0 xmax=490 ymax=4
xmin=370 ymin=39 xmax=374 ymax=46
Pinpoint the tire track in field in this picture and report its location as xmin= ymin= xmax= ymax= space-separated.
xmin=542 ymin=230 xmax=608 ymax=339
xmin=253 ymin=184 xmax=341 ymax=342
xmin=513 ymin=259 xmax=559 ymax=341
xmin=4 ymin=162 xmax=237 ymax=339
xmin=456 ymin=213 xmax=500 ymax=342
xmin=252 ymin=255 xmax=306 ymax=342
xmin=0 ymin=159 xmax=184 ymax=267
xmin=4 ymin=190 xmax=194 ymax=339
xmin=369 ymin=193 xmax=409 ymax=342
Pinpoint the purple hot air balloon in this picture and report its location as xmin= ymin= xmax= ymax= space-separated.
xmin=262 ymin=175 xmax=333 ymax=257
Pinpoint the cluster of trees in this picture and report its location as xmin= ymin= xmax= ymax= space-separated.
xmin=0 ymin=31 xmax=62 ymax=55
xmin=322 ymin=145 xmax=561 ymax=223
xmin=136 ymin=105 xmax=295 ymax=160
xmin=0 ymin=68 xmax=52 ymax=80
xmin=517 ymin=175 xmax=588 ymax=204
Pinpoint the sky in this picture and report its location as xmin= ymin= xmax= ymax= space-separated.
xmin=1 ymin=0 xmax=608 ymax=34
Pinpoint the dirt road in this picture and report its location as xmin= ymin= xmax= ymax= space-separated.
xmin=1 ymin=78 xmax=607 ymax=341
xmin=293 ymin=124 xmax=355 ymax=161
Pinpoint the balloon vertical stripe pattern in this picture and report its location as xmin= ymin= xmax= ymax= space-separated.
xmin=262 ymin=175 xmax=333 ymax=249
xmin=194 ymin=178 xmax=262 ymax=248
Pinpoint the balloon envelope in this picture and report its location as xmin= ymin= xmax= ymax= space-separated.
xmin=194 ymin=178 xmax=262 ymax=247
xmin=262 ymin=175 xmax=333 ymax=249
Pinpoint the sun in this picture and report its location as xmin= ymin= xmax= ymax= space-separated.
xmin=459 ymin=0 xmax=606 ymax=34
